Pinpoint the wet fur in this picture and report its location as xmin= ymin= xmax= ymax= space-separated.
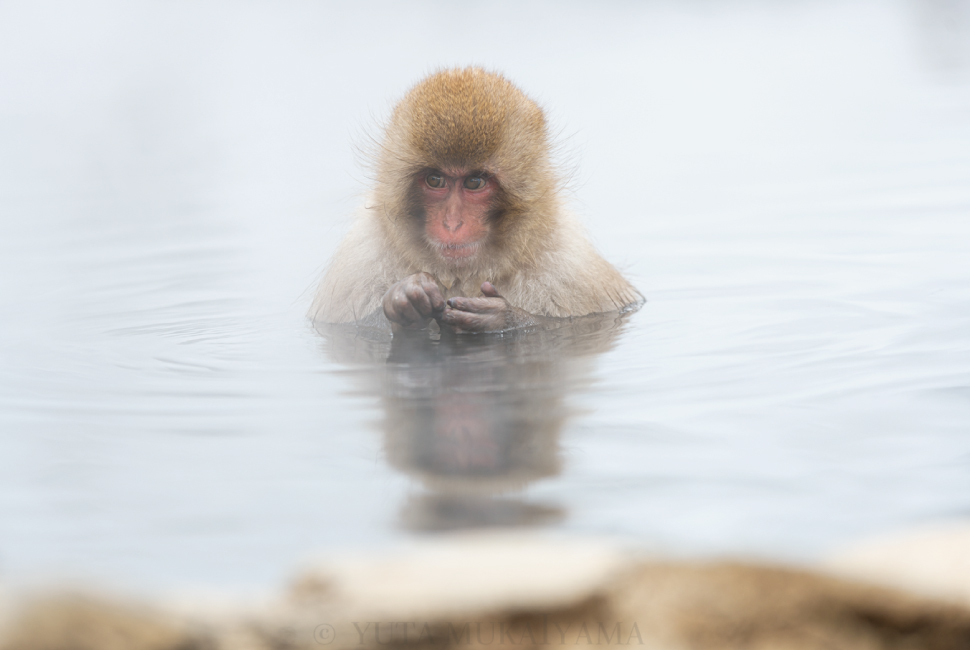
xmin=310 ymin=67 xmax=642 ymax=325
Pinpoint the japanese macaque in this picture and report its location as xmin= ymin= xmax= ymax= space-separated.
xmin=310 ymin=67 xmax=642 ymax=333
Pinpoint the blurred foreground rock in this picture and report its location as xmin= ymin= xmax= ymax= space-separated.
xmin=4 ymin=532 xmax=970 ymax=650
xmin=825 ymin=522 xmax=970 ymax=608
xmin=0 ymin=594 xmax=207 ymax=650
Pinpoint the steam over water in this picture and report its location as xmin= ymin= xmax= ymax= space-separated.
xmin=1 ymin=0 xmax=969 ymax=591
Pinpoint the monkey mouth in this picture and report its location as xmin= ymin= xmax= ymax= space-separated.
xmin=430 ymin=240 xmax=483 ymax=262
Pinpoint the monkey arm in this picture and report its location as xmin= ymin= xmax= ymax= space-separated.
xmin=309 ymin=210 xmax=408 ymax=326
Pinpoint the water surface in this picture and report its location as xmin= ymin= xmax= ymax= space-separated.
xmin=1 ymin=0 xmax=969 ymax=591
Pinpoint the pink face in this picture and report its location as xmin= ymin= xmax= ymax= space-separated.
xmin=419 ymin=169 xmax=496 ymax=263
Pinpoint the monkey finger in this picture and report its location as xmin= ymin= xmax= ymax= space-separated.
xmin=382 ymin=296 xmax=401 ymax=322
xmin=440 ymin=308 xmax=486 ymax=332
xmin=405 ymin=284 xmax=434 ymax=317
xmin=420 ymin=281 xmax=446 ymax=313
xmin=393 ymin=298 xmax=426 ymax=326
xmin=480 ymin=282 xmax=502 ymax=298
xmin=446 ymin=297 xmax=504 ymax=314
xmin=443 ymin=307 xmax=505 ymax=333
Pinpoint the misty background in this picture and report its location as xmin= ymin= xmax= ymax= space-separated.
xmin=1 ymin=0 xmax=969 ymax=592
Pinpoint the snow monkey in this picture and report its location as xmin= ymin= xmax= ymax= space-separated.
xmin=310 ymin=67 xmax=643 ymax=333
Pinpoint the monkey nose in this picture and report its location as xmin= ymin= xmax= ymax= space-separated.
xmin=443 ymin=218 xmax=464 ymax=232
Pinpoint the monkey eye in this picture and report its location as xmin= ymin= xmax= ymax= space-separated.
xmin=463 ymin=176 xmax=486 ymax=190
xmin=425 ymin=173 xmax=445 ymax=189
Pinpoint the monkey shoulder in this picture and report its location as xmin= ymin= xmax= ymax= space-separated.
xmin=510 ymin=213 xmax=642 ymax=318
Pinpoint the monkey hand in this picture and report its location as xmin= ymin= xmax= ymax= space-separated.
xmin=382 ymin=272 xmax=447 ymax=329
xmin=439 ymin=282 xmax=537 ymax=333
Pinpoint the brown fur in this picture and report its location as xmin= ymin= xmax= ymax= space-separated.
xmin=310 ymin=67 xmax=642 ymax=326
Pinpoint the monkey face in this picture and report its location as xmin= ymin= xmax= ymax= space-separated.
xmin=418 ymin=168 xmax=496 ymax=264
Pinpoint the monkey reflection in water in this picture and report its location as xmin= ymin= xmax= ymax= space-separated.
xmin=318 ymin=313 xmax=631 ymax=531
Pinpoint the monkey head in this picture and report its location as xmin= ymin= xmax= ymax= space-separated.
xmin=374 ymin=68 xmax=559 ymax=275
